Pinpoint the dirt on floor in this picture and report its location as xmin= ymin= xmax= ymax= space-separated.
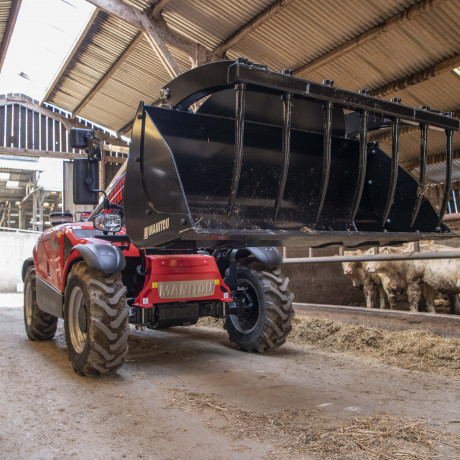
xmin=198 ymin=316 xmax=460 ymax=377
xmin=1 ymin=305 xmax=460 ymax=460
xmin=165 ymin=388 xmax=460 ymax=459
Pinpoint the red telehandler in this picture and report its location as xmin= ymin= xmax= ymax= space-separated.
xmin=22 ymin=59 xmax=458 ymax=375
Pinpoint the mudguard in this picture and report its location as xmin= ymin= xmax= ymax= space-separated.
xmin=239 ymin=247 xmax=283 ymax=266
xmin=22 ymin=257 xmax=34 ymax=281
xmin=72 ymin=243 xmax=126 ymax=274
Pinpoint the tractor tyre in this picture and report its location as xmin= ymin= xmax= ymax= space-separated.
xmin=64 ymin=261 xmax=129 ymax=376
xmin=224 ymin=263 xmax=294 ymax=352
xmin=24 ymin=266 xmax=58 ymax=340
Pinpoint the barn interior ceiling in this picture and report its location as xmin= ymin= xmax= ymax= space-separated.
xmin=1 ymin=0 xmax=459 ymax=189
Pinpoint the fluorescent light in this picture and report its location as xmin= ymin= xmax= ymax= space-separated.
xmin=10 ymin=213 xmax=19 ymax=216
xmin=43 ymin=202 xmax=50 ymax=206
xmin=6 ymin=180 xmax=19 ymax=187
xmin=454 ymin=66 xmax=460 ymax=77
xmin=15 ymin=201 xmax=20 ymax=205
xmin=0 ymin=173 xmax=10 ymax=180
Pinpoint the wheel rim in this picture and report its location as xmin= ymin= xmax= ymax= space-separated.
xmin=24 ymin=279 xmax=33 ymax=326
xmin=68 ymin=285 xmax=88 ymax=354
xmin=229 ymin=278 xmax=260 ymax=334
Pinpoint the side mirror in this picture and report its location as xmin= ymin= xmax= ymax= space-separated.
xmin=70 ymin=128 xmax=102 ymax=161
xmin=73 ymin=158 xmax=99 ymax=204
xmin=70 ymin=128 xmax=103 ymax=205
xmin=70 ymin=128 xmax=95 ymax=149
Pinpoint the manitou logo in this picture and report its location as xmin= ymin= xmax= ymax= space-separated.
xmin=143 ymin=218 xmax=170 ymax=239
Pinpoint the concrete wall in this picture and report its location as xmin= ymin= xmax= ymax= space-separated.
xmin=281 ymin=247 xmax=364 ymax=306
xmin=0 ymin=231 xmax=40 ymax=292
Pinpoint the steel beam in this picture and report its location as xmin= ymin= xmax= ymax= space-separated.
xmin=283 ymin=251 xmax=460 ymax=264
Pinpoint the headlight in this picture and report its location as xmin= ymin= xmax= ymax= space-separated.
xmin=93 ymin=213 xmax=122 ymax=232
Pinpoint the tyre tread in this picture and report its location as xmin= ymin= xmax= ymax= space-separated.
xmin=224 ymin=262 xmax=294 ymax=353
xmin=65 ymin=262 xmax=129 ymax=376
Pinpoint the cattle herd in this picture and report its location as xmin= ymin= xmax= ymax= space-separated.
xmin=342 ymin=242 xmax=460 ymax=315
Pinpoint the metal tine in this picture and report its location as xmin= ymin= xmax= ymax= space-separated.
xmin=273 ymin=87 xmax=293 ymax=221
xmin=437 ymin=114 xmax=455 ymax=227
xmin=227 ymin=82 xmax=246 ymax=218
xmin=410 ymin=114 xmax=428 ymax=228
xmin=350 ymin=89 xmax=370 ymax=224
xmin=381 ymin=97 xmax=401 ymax=227
xmin=316 ymin=79 xmax=334 ymax=223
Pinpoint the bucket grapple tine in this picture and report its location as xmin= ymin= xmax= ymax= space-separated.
xmin=227 ymin=82 xmax=247 ymax=218
xmin=437 ymin=118 xmax=454 ymax=227
xmin=410 ymin=120 xmax=428 ymax=228
xmin=124 ymin=59 xmax=458 ymax=250
xmin=316 ymin=93 xmax=333 ymax=223
xmin=273 ymin=91 xmax=293 ymax=221
xmin=350 ymin=89 xmax=370 ymax=224
xmin=381 ymin=98 xmax=401 ymax=227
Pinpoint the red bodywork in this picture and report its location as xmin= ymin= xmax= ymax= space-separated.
xmin=33 ymin=170 xmax=230 ymax=308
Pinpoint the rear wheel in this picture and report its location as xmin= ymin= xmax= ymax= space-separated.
xmin=64 ymin=262 xmax=129 ymax=376
xmin=24 ymin=266 xmax=58 ymax=340
xmin=224 ymin=263 xmax=294 ymax=352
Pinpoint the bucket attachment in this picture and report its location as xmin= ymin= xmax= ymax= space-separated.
xmin=124 ymin=59 xmax=458 ymax=250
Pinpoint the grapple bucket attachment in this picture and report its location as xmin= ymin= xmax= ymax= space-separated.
xmin=124 ymin=60 xmax=458 ymax=250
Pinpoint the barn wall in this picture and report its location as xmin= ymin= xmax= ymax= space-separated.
xmin=0 ymin=231 xmax=40 ymax=292
xmin=282 ymin=247 xmax=364 ymax=306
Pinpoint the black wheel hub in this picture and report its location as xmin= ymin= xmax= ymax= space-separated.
xmin=78 ymin=304 xmax=88 ymax=334
xmin=231 ymin=280 xmax=260 ymax=333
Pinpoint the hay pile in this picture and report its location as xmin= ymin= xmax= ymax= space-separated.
xmin=197 ymin=316 xmax=460 ymax=376
xmin=165 ymin=389 xmax=460 ymax=459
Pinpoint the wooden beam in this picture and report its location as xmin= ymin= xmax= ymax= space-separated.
xmin=401 ymin=149 xmax=460 ymax=171
xmin=149 ymin=0 xmax=171 ymax=20
xmin=135 ymin=9 xmax=182 ymax=78
xmin=42 ymin=8 xmax=99 ymax=104
xmin=103 ymin=145 xmax=129 ymax=154
xmin=104 ymin=155 xmax=127 ymax=164
xmin=84 ymin=0 xmax=142 ymax=29
xmin=1 ymin=95 xmax=73 ymax=131
xmin=295 ymin=0 xmax=446 ymax=78
xmin=1 ymin=95 xmax=129 ymax=147
xmin=0 ymin=0 xmax=22 ymax=71
xmin=72 ymin=33 xmax=143 ymax=118
xmin=370 ymin=52 xmax=460 ymax=98
xmin=369 ymin=110 xmax=459 ymax=143
xmin=85 ymin=0 xmax=200 ymax=59
xmin=0 ymin=147 xmax=85 ymax=160
xmin=213 ymin=0 xmax=295 ymax=57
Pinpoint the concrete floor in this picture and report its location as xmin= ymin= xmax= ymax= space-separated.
xmin=1 ymin=301 xmax=459 ymax=459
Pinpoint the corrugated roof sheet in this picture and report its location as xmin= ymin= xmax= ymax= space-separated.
xmin=0 ymin=0 xmax=12 ymax=46
xmin=0 ymin=156 xmax=40 ymax=171
xmin=44 ymin=0 xmax=460 ymax=186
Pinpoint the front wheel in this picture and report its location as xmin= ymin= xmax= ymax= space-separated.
xmin=24 ymin=266 xmax=58 ymax=340
xmin=224 ymin=263 xmax=294 ymax=352
xmin=64 ymin=262 xmax=129 ymax=376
